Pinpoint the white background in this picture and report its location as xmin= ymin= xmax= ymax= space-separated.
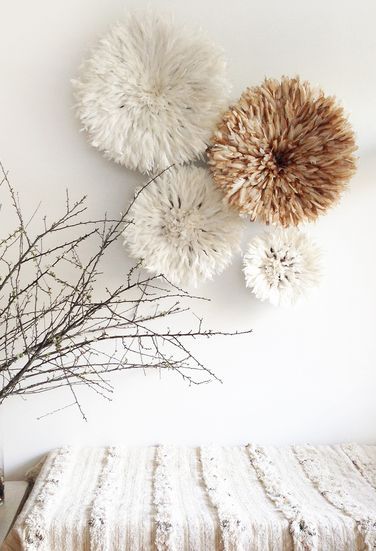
xmin=1 ymin=0 xmax=375 ymax=479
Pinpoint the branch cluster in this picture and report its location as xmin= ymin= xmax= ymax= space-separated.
xmin=0 ymin=163 xmax=250 ymax=415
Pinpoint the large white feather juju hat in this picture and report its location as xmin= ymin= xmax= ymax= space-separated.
xmin=73 ymin=11 xmax=230 ymax=173
xmin=243 ymin=228 xmax=321 ymax=306
xmin=123 ymin=166 xmax=244 ymax=287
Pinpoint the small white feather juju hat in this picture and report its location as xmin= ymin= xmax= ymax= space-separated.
xmin=123 ymin=166 xmax=244 ymax=287
xmin=243 ymin=229 xmax=321 ymax=306
xmin=73 ymin=11 xmax=230 ymax=173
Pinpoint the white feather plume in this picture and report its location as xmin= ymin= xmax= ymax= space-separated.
xmin=243 ymin=229 xmax=321 ymax=306
xmin=73 ymin=10 xmax=230 ymax=174
xmin=123 ymin=166 xmax=244 ymax=287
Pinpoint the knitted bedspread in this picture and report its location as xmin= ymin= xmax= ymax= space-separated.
xmin=4 ymin=444 xmax=376 ymax=551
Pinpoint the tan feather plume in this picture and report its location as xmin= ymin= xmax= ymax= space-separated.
xmin=208 ymin=77 xmax=357 ymax=226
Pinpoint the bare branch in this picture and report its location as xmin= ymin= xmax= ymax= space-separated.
xmin=0 ymin=162 xmax=252 ymax=417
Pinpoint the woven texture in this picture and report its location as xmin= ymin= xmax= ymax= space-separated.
xmin=4 ymin=444 xmax=376 ymax=550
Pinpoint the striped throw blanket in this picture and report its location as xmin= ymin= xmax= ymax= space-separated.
xmin=4 ymin=444 xmax=376 ymax=550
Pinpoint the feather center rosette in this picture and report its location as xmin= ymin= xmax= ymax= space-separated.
xmin=243 ymin=228 xmax=321 ymax=306
xmin=123 ymin=166 xmax=244 ymax=287
xmin=208 ymin=77 xmax=357 ymax=226
xmin=73 ymin=10 xmax=230 ymax=173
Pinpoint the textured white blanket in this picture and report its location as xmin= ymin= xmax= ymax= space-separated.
xmin=4 ymin=444 xmax=376 ymax=550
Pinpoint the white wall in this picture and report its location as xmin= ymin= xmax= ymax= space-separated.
xmin=1 ymin=0 xmax=376 ymax=480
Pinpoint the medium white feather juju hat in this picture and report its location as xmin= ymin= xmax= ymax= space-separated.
xmin=73 ymin=10 xmax=230 ymax=173
xmin=243 ymin=229 xmax=321 ymax=306
xmin=123 ymin=166 xmax=244 ymax=287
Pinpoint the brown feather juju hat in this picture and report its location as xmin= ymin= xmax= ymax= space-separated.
xmin=207 ymin=77 xmax=357 ymax=226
